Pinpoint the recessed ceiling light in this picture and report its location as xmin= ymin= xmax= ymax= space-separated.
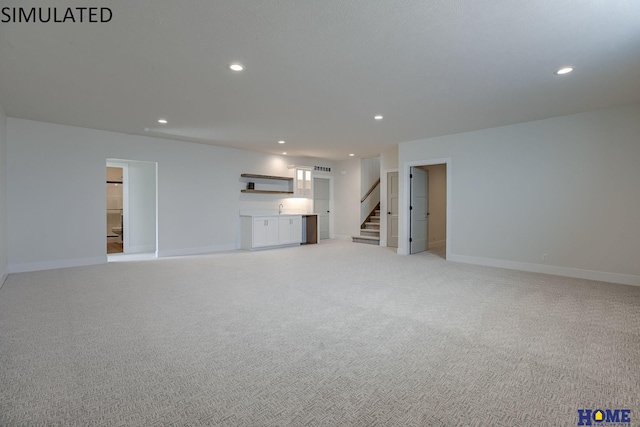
xmin=157 ymin=119 xmax=168 ymax=124
xmin=555 ymin=67 xmax=574 ymax=75
xmin=374 ymin=115 xmax=383 ymax=120
xmin=349 ymin=153 xmax=355 ymax=157
xmin=229 ymin=63 xmax=244 ymax=71
xmin=278 ymin=140 xmax=286 ymax=144
xmin=282 ymin=152 xmax=287 ymax=155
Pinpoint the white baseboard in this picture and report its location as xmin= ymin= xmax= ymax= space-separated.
xmin=9 ymin=256 xmax=107 ymax=274
xmin=448 ymin=254 xmax=640 ymax=287
xmin=157 ymin=243 xmax=238 ymax=258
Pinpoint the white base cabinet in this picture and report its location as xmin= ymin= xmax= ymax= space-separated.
xmin=252 ymin=217 xmax=279 ymax=248
xmin=278 ymin=216 xmax=302 ymax=245
xmin=241 ymin=215 xmax=302 ymax=250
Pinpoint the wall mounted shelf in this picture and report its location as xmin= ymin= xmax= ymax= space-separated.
xmin=240 ymin=173 xmax=293 ymax=181
xmin=240 ymin=173 xmax=294 ymax=195
xmin=241 ymin=189 xmax=294 ymax=194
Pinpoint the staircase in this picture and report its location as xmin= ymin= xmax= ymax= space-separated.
xmin=352 ymin=204 xmax=380 ymax=245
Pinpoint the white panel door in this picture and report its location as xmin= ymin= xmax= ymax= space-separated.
xmin=386 ymin=172 xmax=399 ymax=248
xmin=313 ymin=178 xmax=330 ymax=239
xmin=410 ymin=167 xmax=429 ymax=254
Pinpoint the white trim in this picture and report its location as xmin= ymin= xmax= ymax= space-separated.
xmin=0 ymin=269 xmax=8 ymax=288
xmin=107 ymin=252 xmax=157 ymax=262
xmin=400 ymin=158 xmax=452 ymax=257
xmin=380 ymin=167 xmax=398 ymax=248
xmin=448 ymin=253 xmax=640 ymax=287
xmin=9 ymin=256 xmax=106 ymax=274
xmin=157 ymin=243 xmax=238 ymax=258
xmin=154 ymin=162 xmax=159 ymax=258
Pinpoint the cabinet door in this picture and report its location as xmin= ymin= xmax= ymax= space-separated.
xmin=278 ymin=217 xmax=291 ymax=244
xmin=278 ymin=216 xmax=302 ymax=244
xmin=290 ymin=216 xmax=302 ymax=243
xmin=295 ymin=168 xmax=313 ymax=197
xmin=253 ymin=217 xmax=279 ymax=248
xmin=265 ymin=218 xmax=279 ymax=246
xmin=253 ymin=218 xmax=268 ymax=247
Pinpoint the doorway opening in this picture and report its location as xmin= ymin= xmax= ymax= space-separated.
xmin=106 ymin=164 xmax=126 ymax=254
xmin=106 ymin=159 xmax=158 ymax=261
xmin=313 ymin=177 xmax=332 ymax=240
xmin=408 ymin=163 xmax=447 ymax=259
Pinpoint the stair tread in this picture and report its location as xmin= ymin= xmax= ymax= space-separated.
xmin=352 ymin=235 xmax=380 ymax=240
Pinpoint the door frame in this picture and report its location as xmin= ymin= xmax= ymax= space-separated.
xmin=400 ymin=158 xmax=451 ymax=258
xmin=381 ymin=168 xmax=398 ymax=248
xmin=312 ymin=175 xmax=333 ymax=239
xmin=107 ymin=159 xmax=159 ymax=259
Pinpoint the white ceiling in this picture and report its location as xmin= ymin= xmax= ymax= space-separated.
xmin=1 ymin=0 xmax=639 ymax=160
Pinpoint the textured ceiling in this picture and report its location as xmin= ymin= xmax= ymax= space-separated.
xmin=1 ymin=0 xmax=639 ymax=160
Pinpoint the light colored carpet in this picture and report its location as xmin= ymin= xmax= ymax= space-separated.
xmin=0 ymin=240 xmax=638 ymax=426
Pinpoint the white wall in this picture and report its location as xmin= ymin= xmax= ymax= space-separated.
xmin=333 ymin=158 xmax=361 ymax=240
xmin=125 ymin=160 xmax=157 ymax=254
xmin=6 ymin=118 xmax=336 ymax=272
xmin=380 ymin=146 xmax=398 ymax=173
xmin=360 ymin=157 xmax=380 ymax=196
xmin=398 ymin=103 xmax=640 ymax=285
xmin=0 ymin=103 xmax=7 ymax=285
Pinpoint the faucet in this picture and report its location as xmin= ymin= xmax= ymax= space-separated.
xmin=279 ymin=204 xmax=284 ymax=215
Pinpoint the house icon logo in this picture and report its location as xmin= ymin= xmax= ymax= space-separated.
xmin=577 ymin=409 xmax=631 ymax=426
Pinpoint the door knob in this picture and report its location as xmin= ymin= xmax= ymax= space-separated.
xmin=327 ymin=210 xmax=330 ymax=213
xmin=388 ymin=212 xmax=391 ymax=215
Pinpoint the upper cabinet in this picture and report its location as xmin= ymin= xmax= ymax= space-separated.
xmin=294 ymin=167 xmax=312 ymax=197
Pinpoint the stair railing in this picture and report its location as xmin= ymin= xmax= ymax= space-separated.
xmin=360 ymin=178 xmax=381 ymax=226
xmin=361 ymin=178 xmax=380 ymax=203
